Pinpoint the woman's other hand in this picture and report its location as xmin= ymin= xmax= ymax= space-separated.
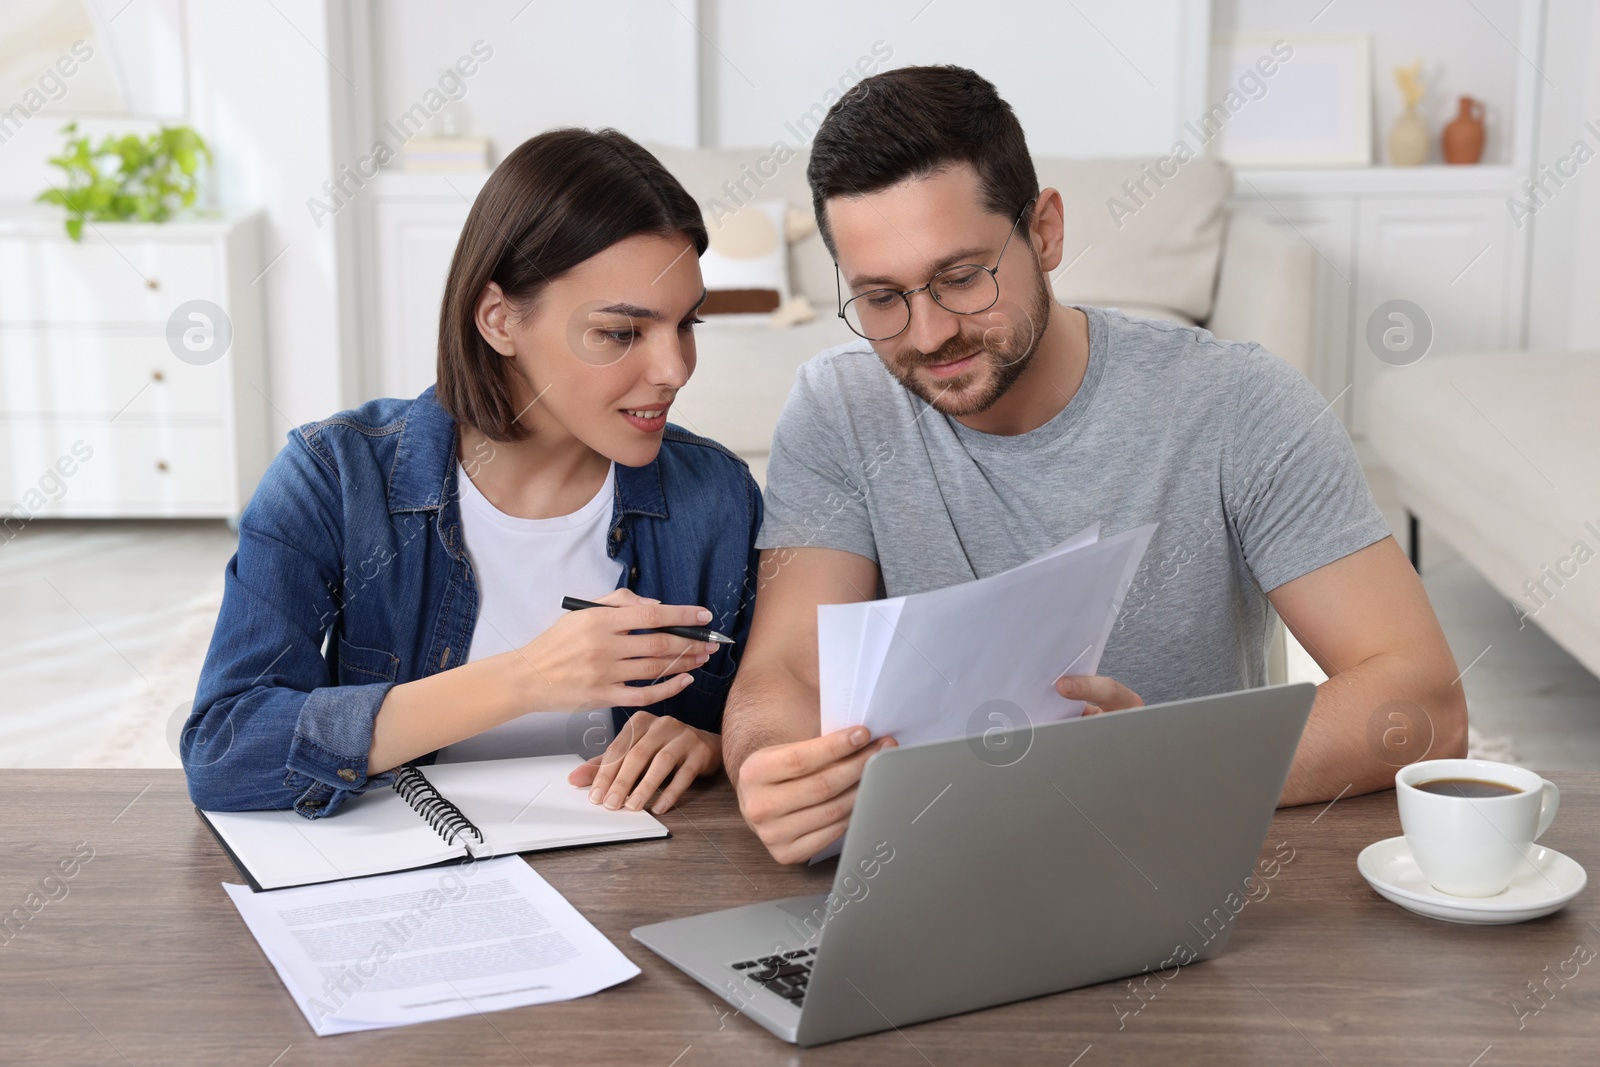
xmin=567 ymin=710 xmax=722 ymax=815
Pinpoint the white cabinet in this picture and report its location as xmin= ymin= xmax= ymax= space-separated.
xmin=1353 ymin=196 xmax=1516 ymax=435
xmin=0 ymin=213 xmax=268 ymax=520
xmin=1231 ymin=167 xmax=1527 ymax=438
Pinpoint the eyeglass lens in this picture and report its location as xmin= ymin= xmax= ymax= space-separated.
xmin=842 ymin=265 xmax=1000 ymax=341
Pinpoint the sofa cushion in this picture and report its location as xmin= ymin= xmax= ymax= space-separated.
xmin=675 ymin=315 xmax=856 ymax=457
xmin=1034 ymin=156 xmax=1230 ymax=323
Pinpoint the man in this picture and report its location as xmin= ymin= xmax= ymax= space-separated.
xmin=723 ymin=65 xmax=1466 ymax=864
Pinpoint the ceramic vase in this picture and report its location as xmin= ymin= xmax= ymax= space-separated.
xmin=1388 ymin=106 xmax=1429 ymax=166
xmin=1443 ymin=96 xmax=1486 ymax=164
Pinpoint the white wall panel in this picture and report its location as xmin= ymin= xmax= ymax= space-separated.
xmin=706 ymin=0 xmax=1204 ymax=156
xmin=369 ymin=0 xmax=700 ymax=152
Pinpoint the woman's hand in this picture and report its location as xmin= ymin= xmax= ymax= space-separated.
xmin=517 ymin=587 xmax=718 ymax=714
xmin=568 ymin=710 xmax=723 ymax=815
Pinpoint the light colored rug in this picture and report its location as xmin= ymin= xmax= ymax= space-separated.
xmin=1467 ymin=724 xmax=1520 ymax=764
xmin=77 ymin=575 xmax=225 ymax=769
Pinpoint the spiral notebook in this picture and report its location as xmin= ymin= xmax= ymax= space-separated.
xmin=198 ymin=754 xmax=668 ymax=891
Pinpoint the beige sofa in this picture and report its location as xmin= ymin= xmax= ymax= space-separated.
xmin=650 ymin=144 xmax=1316 ymax=481
xmin=1368 ymin=351 xmax=1600 ymax=680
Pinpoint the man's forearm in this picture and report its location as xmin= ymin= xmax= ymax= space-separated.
xmin=1280 ymin=652 xmax=1468 ymax=807
xmin=721 ymin=664 xmax=822 ymax=793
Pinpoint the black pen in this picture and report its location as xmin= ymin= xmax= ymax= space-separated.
xmin=561 ymin=596 xmax=736 ymax=645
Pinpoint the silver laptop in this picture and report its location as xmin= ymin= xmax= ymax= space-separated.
xmin=633 ymin=682 xmax=1316 ymax=1046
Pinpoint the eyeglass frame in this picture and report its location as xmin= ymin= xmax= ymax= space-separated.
xmin=833 ymin=196 xmax=1038 ymax=342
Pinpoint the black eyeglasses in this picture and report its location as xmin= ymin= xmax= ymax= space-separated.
xmin=835 ymin=198 xmax=1036 ymax=342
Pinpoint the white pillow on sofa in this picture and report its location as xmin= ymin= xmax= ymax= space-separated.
xmin=699 ymin=199 xmax=789 ymax=315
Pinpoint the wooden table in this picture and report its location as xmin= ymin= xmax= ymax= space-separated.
xmin=2 ymin=770 xmax=1596 ymax=1066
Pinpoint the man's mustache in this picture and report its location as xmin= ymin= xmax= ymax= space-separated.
xmin=894 ymin=334 xmax=984 ymax=368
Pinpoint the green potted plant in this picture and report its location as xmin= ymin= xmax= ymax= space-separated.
xmin=36 ymin=122 xmax=212 ymax=240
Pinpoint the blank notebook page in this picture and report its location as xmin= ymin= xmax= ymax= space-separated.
xmin=203 ymin=787 xmax=464 ymax=889
xmin=422 ymin=754 xmax=668 ymax=854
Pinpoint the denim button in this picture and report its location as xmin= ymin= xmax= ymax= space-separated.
xmin=337 ymin=768 xmax=357 ymax=782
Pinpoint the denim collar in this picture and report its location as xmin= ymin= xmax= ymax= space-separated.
xmin=387 ymin=386 xmax=668 ymax=520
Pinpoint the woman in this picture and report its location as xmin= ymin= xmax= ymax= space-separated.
xmin=182 ymin=128 xmax=759 ymax=819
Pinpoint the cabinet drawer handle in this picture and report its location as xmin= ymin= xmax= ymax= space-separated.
xmin=151 ymin=369 xmax=165 ymax=382
xmin=155 ymin=460 xmax=170 ymax=473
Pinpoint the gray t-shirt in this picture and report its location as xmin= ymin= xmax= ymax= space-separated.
xmin=757 ymin=305 xmax=1390 ymax=705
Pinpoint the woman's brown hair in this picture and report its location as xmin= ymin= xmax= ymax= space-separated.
xmin=435 ymin=128 xmax=707 ymax=440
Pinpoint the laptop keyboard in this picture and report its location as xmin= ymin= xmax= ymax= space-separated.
xmin=731 ymin=947 xmax=815 ymax=1006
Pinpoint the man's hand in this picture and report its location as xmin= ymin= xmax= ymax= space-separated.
xmin=736 ymin=726 xmax=896 ymax=864
xmin=568 ymin=710 xmax=722 ymax=815
xmin=1056 ymin=674 xmax=1143 ymax=715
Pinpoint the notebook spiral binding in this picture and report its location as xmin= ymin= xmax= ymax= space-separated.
xmin=392 ymin=764 xmax=486 ymax=848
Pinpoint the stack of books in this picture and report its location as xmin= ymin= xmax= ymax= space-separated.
xmin=402 ymin=136 xmax=491 ymax=174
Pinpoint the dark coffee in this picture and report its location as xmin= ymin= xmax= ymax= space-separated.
xmin=1414 ymin=777 xmax=1522 ymax=798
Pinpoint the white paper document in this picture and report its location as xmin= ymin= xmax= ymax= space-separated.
xmin=819 ymin=523 xmax=1156 ymax=749
xmin=223 ymin=856 xmax=639 ymax=1035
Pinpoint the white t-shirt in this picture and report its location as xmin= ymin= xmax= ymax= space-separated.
xmin=433 ymin=460 xmax=624 ymax=763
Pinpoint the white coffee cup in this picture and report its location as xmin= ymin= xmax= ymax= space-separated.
xmin=1395 ymin=758 xmax=1559 ymax=897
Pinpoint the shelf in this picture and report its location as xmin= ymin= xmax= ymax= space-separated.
xmin=366 ymin=170 xmax=493 ymax=202
xmin=1230 ymin=165 xmax=1521 ymax=199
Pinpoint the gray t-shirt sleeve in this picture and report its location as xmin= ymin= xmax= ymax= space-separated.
xmin=756 ymin=358 xmax=881 ymax=561
xmin=1224 ymin=347 xmax=1392 ymax=592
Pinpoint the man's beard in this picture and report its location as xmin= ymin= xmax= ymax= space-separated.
xmin=882 ymin=268 xmax=1055 ymax=417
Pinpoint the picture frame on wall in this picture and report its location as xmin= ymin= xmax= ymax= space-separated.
xmin=1206 ymin=34 xmax=1372 ymax=167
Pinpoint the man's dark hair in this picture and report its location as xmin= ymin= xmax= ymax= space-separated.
xmin=436 ymin=128 xmax=706 ymax=441
xmin=806 ymin=65 xmax=1038 ymax=258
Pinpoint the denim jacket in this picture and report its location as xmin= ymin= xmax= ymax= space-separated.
xmin=182 ymin=386 xmax=761 ymax=818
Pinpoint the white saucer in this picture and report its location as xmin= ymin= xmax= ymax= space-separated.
xmin=1357 ymin=836 xmax=1587 ymax=925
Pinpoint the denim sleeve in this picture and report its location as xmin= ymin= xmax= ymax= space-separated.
xmin=182 ymin=430 xmax=396 ymax=819
xmin=729 ymin=466 xmax=763 ymax=659
xmin=614 ymin=457 xmax=763 ymax=738
xmin=689 ymin=459 xmax=763 ymax=733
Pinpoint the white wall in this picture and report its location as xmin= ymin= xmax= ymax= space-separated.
xmin=366 ymin=1 xmax=1205 ymax=159
xmin=1567 ymin=65 xmax=1600 ymax=349
xmin=1526 ymin=0 xmax=1600 ymax=349
xmin=185 ymin=0 xmax=353 ymax=429
xmin=368 ymin=0 xmax=698 ymax=154
xmin=0 ymin=0 xmax=162 ymax=205
xmin=703 ymin=0 xmax=1206 ymax=156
